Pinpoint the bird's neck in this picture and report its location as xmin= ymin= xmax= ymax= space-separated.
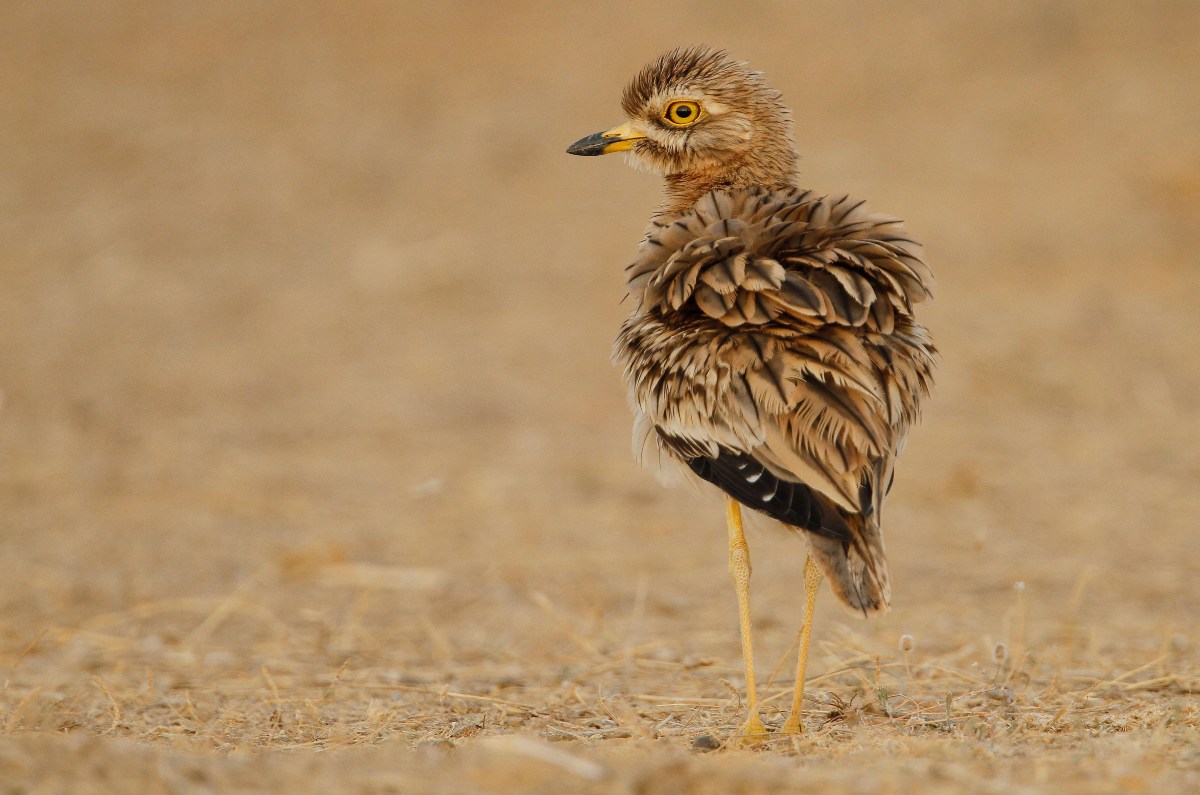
xmin=657 ymin=172 xmax=732 ymax=219
xmin=655 ymin=155 xmax=799 ymax=221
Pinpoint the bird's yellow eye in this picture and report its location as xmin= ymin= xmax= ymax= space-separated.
xmin=662 ymin=100 xmax=702 ymax=127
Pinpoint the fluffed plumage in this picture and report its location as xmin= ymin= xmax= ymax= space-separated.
xmin=616 ymin=186 xmax=935 ymax=613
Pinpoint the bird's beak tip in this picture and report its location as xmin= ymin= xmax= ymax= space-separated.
xmin=566 ymin=131 xmax=611 ymax=157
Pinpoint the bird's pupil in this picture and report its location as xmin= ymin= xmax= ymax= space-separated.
xmin=676 ymin=106 xmax=692 ymax=118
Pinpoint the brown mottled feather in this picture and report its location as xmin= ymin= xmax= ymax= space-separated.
xmin=616 ymin=187 xmax=934 ymax=613
xmin=595 ymin=47 xmax=935 ymax=615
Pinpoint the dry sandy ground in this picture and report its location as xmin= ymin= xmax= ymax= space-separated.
xmin=2 ymin=2 xmax=1199 ymax=792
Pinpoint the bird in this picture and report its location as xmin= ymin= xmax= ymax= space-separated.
xmin=567 ymin=46 xmax=936 ymax=742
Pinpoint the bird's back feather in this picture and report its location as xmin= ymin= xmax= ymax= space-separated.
xmin=615 ymin=186 xmax=936 ymax=614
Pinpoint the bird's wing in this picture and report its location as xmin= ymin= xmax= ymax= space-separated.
xmin=618 ymin=187 xmax=936 ymax=521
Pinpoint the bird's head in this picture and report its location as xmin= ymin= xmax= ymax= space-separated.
xmin=568 ymin=46 xmax=798 ymax=199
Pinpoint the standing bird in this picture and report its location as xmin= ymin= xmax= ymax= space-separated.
xmin=567 ymin=46 xmax=935 ymax=741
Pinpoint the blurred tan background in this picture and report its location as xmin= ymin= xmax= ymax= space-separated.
xmin=1 ymin=1 xmax=1198 ymax=790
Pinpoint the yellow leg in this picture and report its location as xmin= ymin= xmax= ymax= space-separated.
xmin=725 ymin=496 xmax=767 ymax=742
xmin=782 ymin=555 xmax=822 ymax=734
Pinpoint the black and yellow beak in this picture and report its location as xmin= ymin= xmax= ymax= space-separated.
xmin=566 ymin=122 xmax=647 ymax=156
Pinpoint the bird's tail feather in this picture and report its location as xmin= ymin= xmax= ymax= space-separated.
xmin=805 ymin=514 xmax=891 ymax=617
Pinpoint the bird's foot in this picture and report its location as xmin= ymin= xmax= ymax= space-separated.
xmin=780 ymin=713 xmax=806 ymax=735
xmin=731 ymin=713 xmax=770 ymax=747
